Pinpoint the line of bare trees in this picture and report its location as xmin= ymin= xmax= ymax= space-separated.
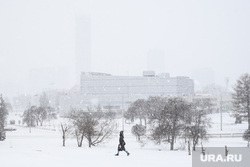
xmin=125 ymin=96 xmax=214 ymax=151
xmin=22 ymin=106 xmax=57 ymax=127
xmin=22 ymin=93 xmax=57 ymax=127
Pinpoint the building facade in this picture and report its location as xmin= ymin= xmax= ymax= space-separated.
xmin=80 ymin=71 xmax=194 ymax=111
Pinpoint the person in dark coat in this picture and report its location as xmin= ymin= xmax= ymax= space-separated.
xmin=115 ymin=131 xmax=130 ymax=156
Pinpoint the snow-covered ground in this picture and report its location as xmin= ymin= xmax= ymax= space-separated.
xmin=0 ymin=112 xmax=247 ymax=167
xmin=208 ymin=112 xmax=247 ymax=134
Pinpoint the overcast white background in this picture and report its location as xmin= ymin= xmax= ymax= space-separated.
xmin=0 ymin=0 xmax=249 ymax=97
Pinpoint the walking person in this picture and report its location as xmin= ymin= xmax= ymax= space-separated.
xmin=115 ymin=131 xmax=130 ymax=156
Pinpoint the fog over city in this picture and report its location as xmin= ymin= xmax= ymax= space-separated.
xmin=0 ymin=0 xmax=249 ymax=97
xmin=1 ymin=1 xmax=250 ymax=167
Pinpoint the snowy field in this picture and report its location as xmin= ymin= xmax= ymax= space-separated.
xmin=0 ymin=112 xmax=247 ymax=167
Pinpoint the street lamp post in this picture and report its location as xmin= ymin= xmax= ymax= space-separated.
xmin=122 ymin=95 xmax=124 ymax=131
xmin=220 ymin=96 xmax=223 ymax=131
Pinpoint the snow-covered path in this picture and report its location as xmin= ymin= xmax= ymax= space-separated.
xmin=1 ymin=112 xmax=247 ymax=167
xmin=0 ymin=126 xmax=191 ymax=167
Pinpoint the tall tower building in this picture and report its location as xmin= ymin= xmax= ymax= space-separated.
xmin=147 ymin=49 xmax=165 ymax=73
xmin=75 ymin=16 xmax=92 ymax=82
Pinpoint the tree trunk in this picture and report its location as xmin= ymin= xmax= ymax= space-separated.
xmin=78 ymin=134 xmax=84 ymax=147
xmin=192 ymin=140 xmax=196 ymax=151
xmin=61 ymin=124 xmax=66 ymax=147
xmin=62 ymin=135 xmax=65 ymax=147
xmin=80 ymin=135 xmax=84 ymax=147
xmin=188 ymin=141 xmax=191 ymax=155
xmin=170 ymin=142 xmax=174 ymax=150
xmin=248 ymin=111 xmax=250 ymax=130
xmin=170 ymin=136 xmax=174 ymax=150
xmin=88 ymin=138 xmax=92 ymax=148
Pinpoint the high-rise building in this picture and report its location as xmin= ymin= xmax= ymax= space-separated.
xmin=147 ymin=49 xmax=165 ymax=73
xmin=75 ymin=16 xmax=92 ymax=82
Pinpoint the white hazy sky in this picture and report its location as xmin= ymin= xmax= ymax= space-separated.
xmin=0 ymin=0 xmax=250 ymax=97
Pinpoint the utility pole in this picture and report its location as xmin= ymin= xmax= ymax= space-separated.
xmin=220 ymin=96 xmax=223 ymax=131
xmin=122 ymin=96 xmax=124 ymax=131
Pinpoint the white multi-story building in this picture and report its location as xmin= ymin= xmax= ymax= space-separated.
xmin=80 ymin=71 xmax=194 ymax=111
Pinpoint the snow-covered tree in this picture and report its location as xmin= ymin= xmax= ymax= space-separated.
xmin=232 ymin=73 xmax=250 ymax=130
xmin=23 ymin=106 xmax=57 ymax=127
xmin=183 ymin=98 xmax=212 ymax=151
xmin=131 ymin=124 xmax=146 ymax=141
xmin=60 ymin=119 xmax=72 ymax=147
xmin=149 ymin=97 xmax=190 ymax=150
xmin=243 ymin=129 xmax=250 ymax=147
xmin=67 ymin=109 xmax=85 ymax=147
xmin=45 ymin=106 xmax=57 ymax=121
xmin=22 ymin=106 xmax=36 ymax=127
xmin=125 ymin=99 xmax=148 ymax=125
xmin=68 ymin=108 xmax=117 ymax=148
xmin=0 ymin=95 xmax=8 ymax=140
xmin=33 ymin=107 xmax=47 ymax=126
xmin=146 ymin=96 xmax=165 ymax=120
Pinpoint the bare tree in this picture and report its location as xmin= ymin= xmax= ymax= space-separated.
xmin=45 ymin=107 xmax=57 ymax=121
xmin=25 ymin=106 xmax=57 ymax=127
xmin=149 ymin=97 xmax=190 ymax=150
xmin=68 ymin=108 xmax=117 ymax=148
xmin=147 ymin=96 xmax=168 ymax=145
xmin=60 ymin=120 xmax=72 ymax=147
xmin=85 ymin=107 xmax=117 ymax=148
xmin=125 ymin=99 xmax=148 ymax=126
xmin=147 ymin=96 xmax=167 ymax=122
xmin=22 ymin=106 xmax=36 ymax=127
xmin=124 ymin=105 xmax=136 ymax=123
xmin=232 ymin=73 xmax=250 ymax=130
xmin=67 ymin=109 xmax=85 ymax=147
xmin=131 ymin=124 xmax=146 ymax=141
xmin=183 ymin=98 xmax=212 ymax=151
xmin=33 ymin=107 xmax=47 ymax=126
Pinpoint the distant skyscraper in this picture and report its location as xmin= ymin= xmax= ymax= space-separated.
xmin=75 ymin=16 xmax=92 ymax=82
xmin=147 ymin=49 xmax=165 ymax=73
